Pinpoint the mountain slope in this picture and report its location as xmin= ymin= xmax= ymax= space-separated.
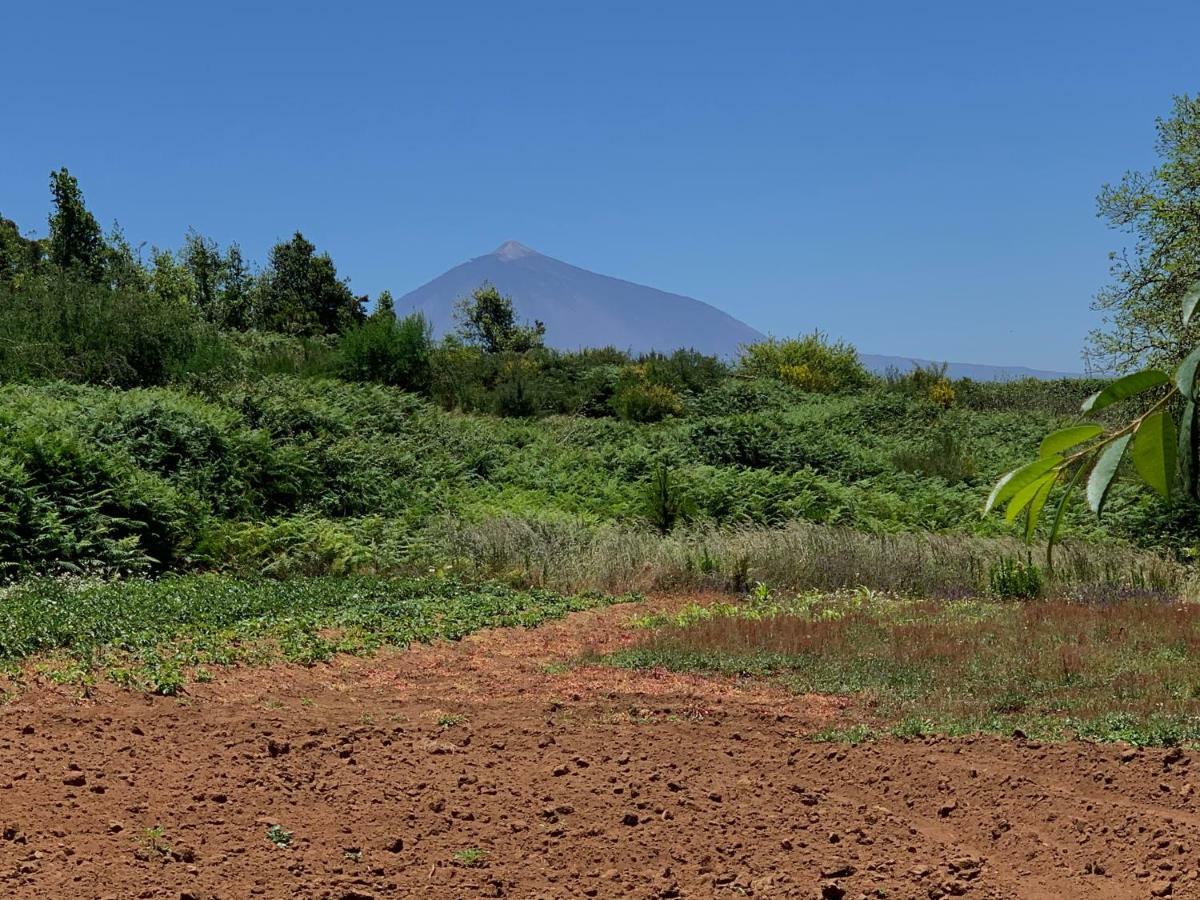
xmin=394 ymin=241 xmax=1079 ymax=381
xmin=859 ymin=354 xmax=1078 ymax=382
xmin=394 ymin=241 xmax=764 ymax=357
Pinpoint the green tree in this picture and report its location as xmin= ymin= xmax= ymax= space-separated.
xmin=220 ymin=243 xmax=252 ymax=330
xmin=47 ymin=168 xmax=106 ymax=281
xmin=182 ymin=230 xmax=223 ymax=318
xmin=0 ymin=215 xmax=43 ymax=284
xmin=256 ymin=232 xmax=362 ymax=334
xmin=1088 ymin=95 xmax=1200 ymax=373
xmin=454 ymin=282 xmax=545 ymax=353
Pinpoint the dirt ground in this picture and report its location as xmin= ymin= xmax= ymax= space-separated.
xmin=1 ymin=595 xmax=1199 ymax=899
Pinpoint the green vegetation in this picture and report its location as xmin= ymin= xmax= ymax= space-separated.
xmin=0 ymin=576 xmax=624 ymax=692
xmin=606 ymin=590 xmax=1200 ymax=745
xmin=4 ymin=103 xmax=1200 ymax=706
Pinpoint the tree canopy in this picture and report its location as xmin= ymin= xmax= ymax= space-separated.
xmin=1088 ymin=95 xmax=1200 ymax=373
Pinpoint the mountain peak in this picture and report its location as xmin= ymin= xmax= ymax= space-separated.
xmin=491 ymin=240 xmax=538 ymax=261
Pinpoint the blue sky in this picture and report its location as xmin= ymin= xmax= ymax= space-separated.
xmin=3 ymin=0 xmax=1198 ymax=370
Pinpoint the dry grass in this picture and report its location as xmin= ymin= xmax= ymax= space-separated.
xmin=606 ymin=592 xmax=1200 ymax=744
xmin=435 ymin=516 xmax=1194 ymax=601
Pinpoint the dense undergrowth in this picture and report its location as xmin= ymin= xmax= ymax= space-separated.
xmin=0 ymin=374 xmax=1183 ymax=586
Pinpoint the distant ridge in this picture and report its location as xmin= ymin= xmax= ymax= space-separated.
xmin=859 ymin=354 xmax=1079 ymax=382
xmin=394 ymin=241 xmax=764 ymax=358
xmin=394 ymin=242 xmax=1079 ymax=381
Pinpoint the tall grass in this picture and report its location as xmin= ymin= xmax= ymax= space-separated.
xmin=435 ymin=517 xmax=1193 ymax=600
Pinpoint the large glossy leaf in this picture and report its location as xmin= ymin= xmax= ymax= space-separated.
xmin=1081 ymin=370 xmax=1169 ymax=414
xmin=1039 ymin=424 xmax=1103 ymax=458
xmin=1176 ymin=345 xmax=1200 ymax=399
xmin=1184 ymin=282 xmax=1200 ymax=327
xmin=1180 ymin=400 xmax=1197 ymax=500
xmin=1047 ymin=462 xmax=1087 ymax=564
xmin=1006 ymin=473 xmax=1057 ymax=524
xmin=1086 ymin=434 xmax=1131 ymax=515
xmin=1132 ymin=411 xmax=1176 ymax=500
xmin=1025 ymin=474 xmax=1057 ymax=541
xmin=985 ymin=455 xmax=1062 ymax=515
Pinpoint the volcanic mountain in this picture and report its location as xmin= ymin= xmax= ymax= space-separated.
xmin=394 ymin=241 xmax=1078 ymax=379
xmin=393 ymin=241 xmax=764 ymax=357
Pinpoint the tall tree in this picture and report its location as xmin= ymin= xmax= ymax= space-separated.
xmin=47 ymin=168 xmax=106 ymax=281
xmin=1088 ymin=95 xmax=1200 ymax=373
xmin=257 ymin=232 xmax=362 ymax=334
xmin=454 ymin=282 xmax=545 ymax=353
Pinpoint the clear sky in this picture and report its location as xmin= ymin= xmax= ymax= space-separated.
xmin=3 ymin=0 xmax=1198 ymax=371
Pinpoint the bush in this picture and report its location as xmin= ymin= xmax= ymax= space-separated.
xmin=891 ymin=429 xmax=977 ymax=483
xmin=611 ymin=380 xmax=683 ymax=422
xmin=739 ymin=333 xmax=871 ymax=394
xmin=988 ymin=557 xmax=1044 ymax=600
xmin=336 ymin=312 xmax=432 ymax=392
xmin=0 ymin=271 xmax=217 ymax=387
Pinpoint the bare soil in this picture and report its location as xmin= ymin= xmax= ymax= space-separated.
xmin=1 ymin=594 xmax=1199 ymax=899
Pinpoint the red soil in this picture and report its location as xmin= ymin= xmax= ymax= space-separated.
xmin=0 ymin=595 xmax=1198 ymax=899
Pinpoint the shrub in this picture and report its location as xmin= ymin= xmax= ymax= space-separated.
xmin=739 ymin=333 xmax=871 ymax=394
xmin=891 ymin=429 xmax=977 ymax=483
xmin=336 ymin=312 xmax=432 ymax=392
xmin=642 ymin=465 xmax=692 ymax=534
xmin=611 ymin=380 xmax=683 ymax=423
xmin=988 ymin=557 xmax=1044 ymax=600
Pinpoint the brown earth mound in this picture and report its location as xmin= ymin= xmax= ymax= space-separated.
xmin=0 ymin=595 xmax=1198 ymax=899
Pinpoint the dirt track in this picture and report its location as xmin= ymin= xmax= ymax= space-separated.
xmin=1 ymin=596 xmax=1199 ymax=899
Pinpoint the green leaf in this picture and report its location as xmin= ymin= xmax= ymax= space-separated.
xmin=1086 ymin=434 xmax=1131 ymax=515
xmin=1176 ymin=344 xmax=1200 ymax=399
xmin=1025 ymin=474 xmax=1057 ymax=542
xmin=985 ymin=455 xmax=1062 ymax=515
xmin=1039 ymin=424 xmax=1103 ymax=458
xmin=1132 ymin=411 xmax=1176 ymax=500
xmin=1081 ymin=370 xmax=1169 ymax=414
xmin=1180 ymin=400 xmax=1197 ymax=500
xmin=1046 ymin=461 xmax=1086 ymax=565
xmin=1006 ymin=473 xmax=1056 ymax=524
xmin=1183 ymin=282 xmax=1200 ymax=327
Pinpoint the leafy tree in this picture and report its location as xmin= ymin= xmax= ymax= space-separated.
xmin=182 ymin=230 xmax=223 ymax=318
xmin=0 ymin=215 xmax=43 ymax=284
xmin=220 ymin=243 xmax=252 ymax=330
xmin=105 ymin=225 xmax=150 ymax=292
xmin=47 ymin=168 xmax=106 ymax=281
xmin=1088 ymin=95 xmax=1200 ymax=372
xmin=149 ymin=248 xmax=195 ymax=306
xmin=256 ymin=232 xmax=363 ymax=335
xmin=454 ymin=282 xmax=545 ymax=353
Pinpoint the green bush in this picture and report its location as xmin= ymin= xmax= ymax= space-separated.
xmin=988 ymin=557 xmax=1044 ymax=599
xmin=611 ymin=379 xmax=683 ymax=422
xmin=739 ymin=333 xmax=871 ymax=394
xmin=336 ymin=312 xmax=432 ymax=391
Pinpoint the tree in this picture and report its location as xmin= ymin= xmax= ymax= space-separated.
xmin=454 ymin=282 xmax=545 ymax=353
xmin=0 ymin=214 xmax=44 ymax=284
xmin=371 ymin=289 xmax=396 ymax=320
xmin=1087 ymin=95 xmax=1200 ymax=373
xmin=256 ymin=232 xmax=363 ymax=334
xmin=47 ymin=168 xmax=106 ymax=281
xmin=182 ymin=230 xmax=223 ymax=318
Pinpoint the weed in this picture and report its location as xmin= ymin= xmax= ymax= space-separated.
xmin=454 ymin=847 xmax=487 ymax=867
xmin=266 ymin=824 xmax=293 ymax=848
xmin=437 ymin=713 xmax=464 ymax=728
